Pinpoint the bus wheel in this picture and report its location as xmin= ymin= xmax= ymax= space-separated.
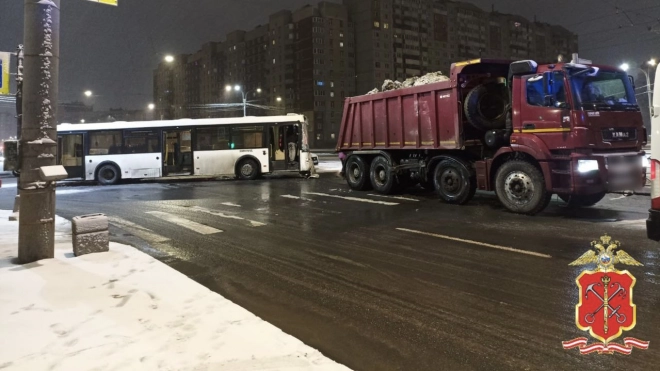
xmin=237 ymin=158 xmax=259 ymax=180
xmin=97 ymin=164 xmax=121 ymax=186
xmin=345 ymin=156 xmax=372 ymax=191
xmin=433 ymin=159 xmax=476 ymax=204
xmin=495 ymin=160 xmax=550 ymax=215
xmin=369 ymin=156 xmax=398 ymax=194
xmin=558 ymin=192 xmax=606 ymax=208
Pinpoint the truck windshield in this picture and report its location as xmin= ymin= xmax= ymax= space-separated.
xmin=568 ymin=68 xmax=638 ymax=111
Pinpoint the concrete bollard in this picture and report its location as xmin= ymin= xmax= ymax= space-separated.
xmin=72 ymin=213 xmax=109 ymax=257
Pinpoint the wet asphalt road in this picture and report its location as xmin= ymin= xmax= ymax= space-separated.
xmin=1 ymin=170 xmax=659 ymax=370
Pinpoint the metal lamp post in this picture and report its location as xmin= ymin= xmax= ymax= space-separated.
xmin=225 ymin=85 xmax=261 ymax=117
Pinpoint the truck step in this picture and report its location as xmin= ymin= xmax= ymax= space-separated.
xmin=551 ymin=169 xmax=571 ymax=175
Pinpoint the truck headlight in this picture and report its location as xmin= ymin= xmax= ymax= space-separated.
xmin=577 ymin=160 xmax=599 ymax=173
xmin=642 ymin=156 xmax=650 ymax=168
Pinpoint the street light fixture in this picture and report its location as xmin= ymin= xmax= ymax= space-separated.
xmin=164 ymin=55 xmax=175 ymax=63
xmin=84 ymin=90 xmax=93 ymax=97
xmin=148 ymin=103 xmax=155 ymax=110
xmin=620 ymin=63 xmax=630 ymax=72
xmin=276 ymin=97 xmax=282 ymax=102
xmin=225 ymin=85 xmax=262 ymax=116
xmin=649 ymin=59 xmax=657 ymax=67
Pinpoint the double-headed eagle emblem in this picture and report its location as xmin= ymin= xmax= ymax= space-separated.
xmin=562 ymin=234 xmax=649 ymax=355
xmin=569 ymin=234 xmax=642 ymax=272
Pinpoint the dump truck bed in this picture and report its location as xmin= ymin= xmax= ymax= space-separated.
xmin=336 ymin=80 xmax=462 ymax=152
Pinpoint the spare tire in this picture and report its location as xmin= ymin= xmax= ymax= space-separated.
xmin=464 ymin=83 xmax=508 ymax=131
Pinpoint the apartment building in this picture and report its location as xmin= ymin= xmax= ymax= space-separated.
xmin=154 ymin=0 xmax=577 ymax=147
xmin=343 ymin=0 xmax=578 ymax=94
xmin=153 ymin=1 xmax=354 ymax=147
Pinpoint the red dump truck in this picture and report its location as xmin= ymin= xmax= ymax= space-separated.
xmin=336 ymin=58 xmax=647 ymax=215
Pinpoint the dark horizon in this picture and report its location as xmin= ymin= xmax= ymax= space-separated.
xmin=0 ymin=0 xmax=659 ymax=112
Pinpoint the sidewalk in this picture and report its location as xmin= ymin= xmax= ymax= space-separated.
xmin=0 ymin=210 xmax=351 ymax=371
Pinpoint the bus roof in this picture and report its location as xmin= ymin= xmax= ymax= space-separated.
xmin=57 ymin=114 xmax=307 ymax=132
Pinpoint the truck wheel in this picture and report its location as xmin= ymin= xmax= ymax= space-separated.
xmin=495 ymin=160 xmax=551 ymax=215
xmin=369 ymin=156 xmax=398 ymax=194
xmin=558 ymin=192 xmax=607 ymax=208
xmin=97 ymin=164 xmax=121 ymax=186
xmin=346 ymin=156 xmax=372 ymax=191
xmin=464 ymin=83 xmax=508 ymax=131
xmin=237 ymin=158 xmax=259 ymax=180
xmin=433 ymin=159 xmax=476 ymax=205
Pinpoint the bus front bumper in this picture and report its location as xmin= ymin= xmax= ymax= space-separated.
xmin=648 ymin=209 xmax=660 ymax=241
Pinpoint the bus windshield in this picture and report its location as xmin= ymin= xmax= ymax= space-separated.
xmin=568 ymin=68 xmax=638 ymax=111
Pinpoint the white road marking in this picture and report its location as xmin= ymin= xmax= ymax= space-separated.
xmin=368 ymin=194 xmax=420 ymax=202
xmin=190 ymin=206 xmax=266 ymax=227
xmin=221 ymin=202 xmax=242 ymax=208
xmin=611 ymin=219 xmax=647 ymax=226
xmin=304 ymin=192 xmax=399 ymax=206
xmin=281 ymin=195 xmax=316 ymax=202
xmin=108 ymin=216 xmax=170 ymax=243
xmin=609 ymin=195 xmax=628 ymax=201
xmin=396 ymin=228 xmax=552 ymax=259
xmin=146 ymin=211 xmax=223 ymax=234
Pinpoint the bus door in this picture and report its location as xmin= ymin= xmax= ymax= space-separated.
xmin=163 ymin=130 xmax=193 ymax=175
xmin=57 ymin=133 xmax=84 ymax=179
xmin=269 ymin=124 xmax=299 ymax=171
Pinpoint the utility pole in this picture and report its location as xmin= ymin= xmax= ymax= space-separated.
xmin=18 ymin=0 xmax=60 ymax=263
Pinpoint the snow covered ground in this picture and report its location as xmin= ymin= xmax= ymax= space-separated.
xmin=0 ymin=210 xmax=351 ymax=371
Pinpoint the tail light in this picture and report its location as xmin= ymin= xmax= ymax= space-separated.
xmin=652 ymin=159 xmax=660 ymax=210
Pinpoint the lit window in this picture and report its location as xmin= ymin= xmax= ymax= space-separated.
xmin=384 ymin=23 xmax=389 ymax=29
xmin=273 ymin=58 xmax=276 ymax=64
xmin=374 ymin=21 xmax=380 ymax=28
xmin=340 ymin=42 xmax=344 ymax=47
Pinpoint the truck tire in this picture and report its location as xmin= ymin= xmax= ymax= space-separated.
xmin=370 ymin=156 xmax=397 ymax=194
xmin=237 ymin=158 xmax=260 ymax=180
xmin=495 ymin=160 xmax=551 ymax=215
xmin=558 ymin=192 xmax=607 ymax=208
xmin=433 ymin=159 xmax=476 ymax=205
xmin=464 ymin=83 xmax=508 ymax=131
xmin=346 ymin=156 xmax=372 ymax=191
xmin=97 ymin=164 xmax=121 ymax=186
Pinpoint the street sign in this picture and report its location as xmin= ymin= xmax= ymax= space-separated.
xmin=0 ymin=52 xmax=10 ymax=95
xmin=85 ymin=0 xmax=117 ymax=5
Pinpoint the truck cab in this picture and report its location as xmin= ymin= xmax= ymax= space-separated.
xmin=508 ymin=59 xmax=646 ymax=207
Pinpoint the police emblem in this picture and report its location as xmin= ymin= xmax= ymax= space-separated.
xmin=562 ymin=235 xmax=650 ymax=354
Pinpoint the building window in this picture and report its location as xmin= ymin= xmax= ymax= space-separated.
xmin=384 ymin=23 xmax=389 ymax=29
xmin=273 ymin=58 xmax=276 ymax=64
xmin=340 ymin=42 xmax=344 ymax=48
xmin=374 ymin=21 xmax=380 ymax=28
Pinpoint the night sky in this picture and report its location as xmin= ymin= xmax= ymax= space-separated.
xmin=0 ymin=0 xmax=659 ymax=112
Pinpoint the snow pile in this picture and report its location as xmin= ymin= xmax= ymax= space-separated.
xmin=366 ymin=71 xmax=449 ymax=94
xmin=0 ymin=210 xmax=350 ymax=371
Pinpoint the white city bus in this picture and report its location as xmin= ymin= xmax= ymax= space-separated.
xmin=648 ymin=65 xmax=660 ymax=241
xmin=56 ymin=115 xmax=317 ymax=185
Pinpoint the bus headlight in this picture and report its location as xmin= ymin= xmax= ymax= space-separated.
xmin=578 ymin=160 xmax=599 ymax=173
